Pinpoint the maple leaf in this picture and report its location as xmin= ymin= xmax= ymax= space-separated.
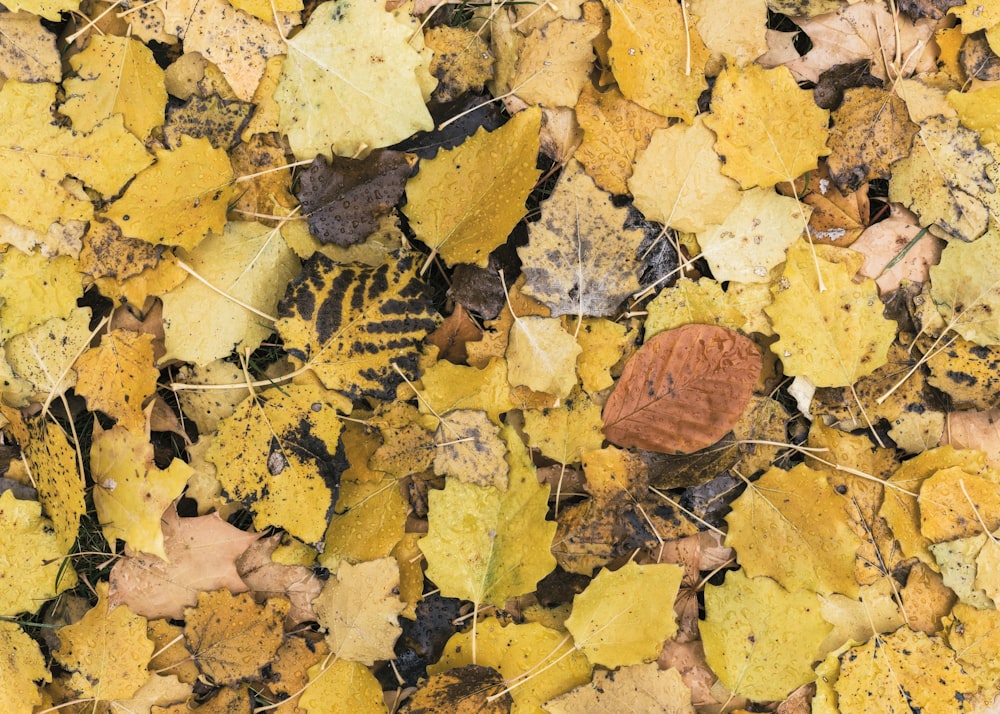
xmin=276 ymin=252 xmax=440 ymax=401
xmin=704 ymin=64 xmax=831 ymax=189
xmin=420 ymin=425 xmax=556 ymax=607
xmin=518 ymin=160 xmax=647 ymax=317
xmin=274 ymin=0 xmax=435 ymax=159
xmin=602 ymin=324 xmax=761 ymax=454
xmin=53 ymin=581 xmax=152 ymax=701
xmin=403 ymin=107 xmax=542 ymax=268
xmin=0 ymin=489 xmax=76 ymax=615
xmin=207 ymin=383 xmax=349 ymax=546
xmin=313 ymin=558 xmax=405 ymax=664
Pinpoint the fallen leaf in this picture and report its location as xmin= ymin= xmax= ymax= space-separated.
xmin=948 ymin=86 xmax=1000 ymax=145
xmin=313 ymin=557 xmax=405 ymax=664
xmin=644 ymin=278 xmax=747 ymax=337
xmin=690 ymin=0 xmax=768 ymax=66
xmin=543 ymin=663 xmax=695 ymax=714
xmin=929 ymin=223 xmax=1000 ymax=345
xmin=238 ymin=534 xmax=322 ymax=626
xmin=275 ymin=0 xmax=434 ymax=158
xmin=0 ymin=621 xmax=49 ymax=712
xmin=434 ymin=409 xmax=509 ymax=489
xmin=163 ymin=93 xmax=254 ymax=150
xmin=404 ymin=664 xmax=510 ymax=714
xmin=518 ymin=160 xmax=647 ymax=317
xmin=0 ymin=11 xmax=60 ymax=82
xmin=425 ymin=26 xmax=494 ymax=103
xmin=298 ymin=658 xmax=389 ymax=714
xmin=700 ymin=569 xmax=831 ymax=702
xmin=511 ymin=7 xmax=601 ymax=108
xmin=602 ymin=324 xmax=761 ymax=454
xmin=506 ymin=315 xmax=582 ymax=399
xmin=22 ymin=416 xmax=84 ymax=552
xmin=403 ymin=107 xmax=542 ymax=268
xmin=523 ymin=395 xmax=605 ymax=465
xmin=320 ymin=476 xmax=409 ymax=569
xmin=183 ymin=589 xmax=288 ymax=686
xmin=704 ymin=64 xmax=831 ymax=189
xmin=75 ymin=329 xmax=158 ymax=431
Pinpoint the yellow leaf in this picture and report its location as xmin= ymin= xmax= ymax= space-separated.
xmin=430 ymin=617 xmax=592 ymax=714
xmin=161 ymin=0 xmax=284 ymax=101
xmin=690 ymin=0 xmax=768 ymax=66
xmin=404 ymin=107 xmax=542 ymax=268
xmin=574 ymin=317 xmax=630 ymax=395
xmin=929 ymin=222 xmax=1000 ymax=345
xmin=0 ymin=621 xmax=49 ymax=712
xmin=506 ymin=315 xmax=582 ymax=399
xmin=207 ymin=384 xmax=349 ymax=545
xmin=0 ymin=249 xmax=82 ymax=343
xmin=420 ymin=425 xmax=556 ymax=606
xmin=23 ymin=416 xmax=84 ymax=552
xmin=434 ymin=409 xmax=509 ymax=488
xmin=418 ymin=357 xmax=518 ymax=424
xmin=523 ymin=395 xmax=605 ymax=464
xmin=0 ymin=81 xmax=151 ymax=233
xmin=320 ymin=477 xmax=409 ymax=570
xmin=0 ymin=489 xmax=76 ymax=615
xmin=949 ymin=86 xmax=1000 ymax=145
xmin=62 ymin=35 xmax=166 ymax=140
xmin=696 ymin=187 xmax=810 ymax=283
xmin=931 ymin=533 xmax=994 ymax=609
xmin=0 ymin=11 xmax=60 ymax=82
xmin=573 ymin=83 xmax=670 ymax=195
xmin=512 ymin=8 xmax=601 ymax=108
xmin=704 ymin=64 xmax=830 ymax=189
xmin=519 ymin=160 xmax=648 ymax=317
xmin=725 ymin=463 xmax=864 ymax=597
xmin=407 ymin=665 xmax=509 ymax=713
xmin=644 ymin=278 xmax=746 ymax=338
xmin=701 ymin=569 xmax=831 ymax=702
xmin=604 ymin=0 xmax=709 ymax=121
xmin=299 ymin=659 xmax=388 ymax=714
xmin=75 ymin=329 xmax=158 ymax=432
xmin=313 ymin=558 xmax=404 ymax=664
xmin=889 ymin=115 xmax=1000 ymax=243
xmin=564 ymin=560 xmax=683 ymax=668
xmin=766 ymin=240 xmax=896 ymax=387
xmin=828 ymin=87 xmax=918 ymax=192
xmin=275 ymin=0 xmax=434 ymax=158
xmin=834 ymin=627 xmax=976 ymax=714
xmin=926 ymin=334 xmax=1000 ymax=409
xmin=276 ymin=252 xmax=440 ymax=401
xmin=183 ymin=590 xmax=289 ymax=686
xmin=425 ymin=26 xmax=493 ymax=103
xmin=102 ymin=136 xmax=236 ymax=250
xmin=53 ymin=581 xmax=152 ymax=701
xmin=161 ymin=222 xmax=300 ymax=366
xmin=945 ymin=602 xmax=1000 ymax=687
xmin=629 ymin=116 xmax=741 ymax=232
xmin=4 ymin=306 xmax=92 ymax=404
xmin=919 ymin=466 xmax=1000 ymax=542
xmin=544 ymin=663 xmax=694 ymax=714
xmin=91 ymin=419 xmax=193 ymax=560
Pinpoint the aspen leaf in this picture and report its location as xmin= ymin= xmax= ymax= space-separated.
xmin=948 ymin=86 xmax=1000 ymax=145
xmin=523 ymin=395 xmax=605 ymax=465
xmin=102 ymin=136 xmax=236 ymax=251
xmin=700 ymin=569 xmax=831 ymax=702
xmin=929 ymin=223 xmax=1000 ymax=345
xmin=4 ymin=306 xmax=92 ymax=405
xmin=704 ymin=64 xmax=831 ymax=189
xmin=0 ymin=489 xmax=76 ymax=616
xmin=183 ymin=590 xmax=289 ymax=685
xmin=0 ymin=249 xmax=82 ymax=343
xmin=518 ymin=160 xmax=647 ymax=317
xmin=404 ymin=107 xmax=542 ymax=268
xmin=573 ymin=83 xmax=670 ymax=195
xmin=433 ymin=409 xmax=509 ymax=489
xmin=299 ymin=658 xmax=388 ymax=714
xmin=564 ymin=560 xmax=684 ymax=668
xmin=602 ymin=324 xmax=761 ymax=454
xmin=91 ymin=419 xmax=194 ymax=560
xmin=62 ymin=35 xmax=166 ymax=140
xmin=276 ymin=252 xmax=440 ymax=401
xmin=75 ymin=329 xmax=158 ymax=432
xmin=160 ymin=222 xmax=300 ymax=366
xmin=54 ymin=581 xmax=152 ymax=701
xmin=690 ymin=0 xmax=768 ymax=66
xmin=725 ymin=464 xmax=864 ymax=597
xmin=405 ymin=665 xmax=510 ymax=714
xmin=643 ymin=278 xmax=746 ymax=337
xmin=0 ymin=11 xmax=60 ymax=82
xmin=919 ymin=467 xmax=1000 ymax=542
xmin=889 ymin=114 xmax=1000 ymax=243
xmin=420 ymin=425 xmax=556 ymax=607
xmin=430 ymin=617 xmax=592 ymax=714
xmin=0 ymin=621 xmax=49 ymax=712
xmin=945 ymin=603 xmax=1000 ymax=686
xmin=319 ymin=476 xmax=408 ymax=569
xmin=604 ymin=0 xmax=710 ymax=121
xmin=575 ymin=317 xmax=630 ymax=395
xmin=511 ymin=9 xmax=601 ymax=108
xmin=543 ymin=663 xmax=695 ymax=714
xmin=313 ymin=558 xmax=405 ymax=664
xmin=629 ymin=116 xmax=741 ymax=233
xmin=275 ymin=0 xmax=434 ymax=159
xmin=418 ymin=358 xmax=518 ymax=424
xmin=23 ymin=416 xmax=84 ymax=552
xmin=766 ymin=240 xmax=896 ymax=387
xmin=696 ymin=187 xmax=809 ymax=284
xmin=425 ymin=26 xmax=493 ymax=103
xmin=834 ymin=627 xmax=976 ymax=714
xmin=207 ymin=383 xmax=349 ymax=546
xmin=506 ymin=315 xmax=582 ymax=399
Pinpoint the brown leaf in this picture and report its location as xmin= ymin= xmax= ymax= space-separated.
xmin=602 ymin=325 xmax=761 ymax=454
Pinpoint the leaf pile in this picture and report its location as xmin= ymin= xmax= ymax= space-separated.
xmin=2 ymin=0 xmax=1000 ymax=711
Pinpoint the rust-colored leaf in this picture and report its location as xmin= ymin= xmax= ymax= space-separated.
xmin=601 ymin=324 xmax=761 ymax=454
